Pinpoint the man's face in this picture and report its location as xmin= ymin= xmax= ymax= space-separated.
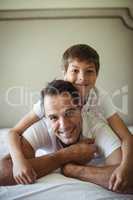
xmin=44 ymin=94 xmax=82 ymax=145
xmin=64 ymin=59 xmax=97 ymax=103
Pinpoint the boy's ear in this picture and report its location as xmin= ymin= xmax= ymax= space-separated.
xmin=62 ymin=70 xmax=67 ymax=80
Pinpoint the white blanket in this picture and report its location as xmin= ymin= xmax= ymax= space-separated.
xmin=0 ymin=173 xmax=133 ymax=200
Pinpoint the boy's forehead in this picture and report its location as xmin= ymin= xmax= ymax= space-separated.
xmin=68 ymin=59 xmax=96 ymax=68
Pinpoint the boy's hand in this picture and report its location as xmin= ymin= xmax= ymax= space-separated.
xmin=109 ymin=164 xmax=131 ymax=192
xmin=13 ymin=158 xmax=37 ymax=185
xmin=68 ymin=138 xmax=97 ymax=164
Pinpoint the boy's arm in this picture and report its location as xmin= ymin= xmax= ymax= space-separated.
xmin=14 ymin=137 xmax=96 ymax=184
xmin=9 ymin=111 xmax=39 ymax=160
xmin=8 ymin=111 xmax=39 ymax=184
xmin=107 ymin=113 xmax=133 ymax=191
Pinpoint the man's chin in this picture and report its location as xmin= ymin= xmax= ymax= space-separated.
xmin=62 ymin=137 xmax=80 ymax=147
xmin=63 ymin=140 xmax=74 ymax=146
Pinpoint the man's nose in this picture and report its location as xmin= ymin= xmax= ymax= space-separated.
xmin=59 ymin=116 xmax=69 ymax=130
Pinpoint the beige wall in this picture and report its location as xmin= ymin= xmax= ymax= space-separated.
xmin=0 ymin=1 xmax=133 ymax=127
xmin=0 ymin=0 xmax=132 ymax=10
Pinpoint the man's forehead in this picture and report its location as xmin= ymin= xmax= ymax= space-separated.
xmin=44 ymin=94 xmax=75 ymax=114
xmin=44 ymin=94 xmax=73 ymax=104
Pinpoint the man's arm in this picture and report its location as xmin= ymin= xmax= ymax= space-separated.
xmin=62 ymin=147 xmax=121 ymax=189
xmin=0 ymin=137 xmax=96 ymax=186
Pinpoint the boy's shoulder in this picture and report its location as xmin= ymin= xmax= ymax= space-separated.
xmin=89 ymin=86 xmax=109 ymax=101
xmin=94 ymin=86 xmax=108 ymax=97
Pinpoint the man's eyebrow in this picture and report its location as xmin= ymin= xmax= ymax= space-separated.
xmin=65 ymin=107 xmax=78 ymax=112
xmin=47 ymin=114 xmax=57 ymax=118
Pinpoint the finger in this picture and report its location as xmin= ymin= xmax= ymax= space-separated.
xmin=112 ymin=177 xmax=122 ymax=191
xmin=90 ymin=144 xmax=98 ymax=153
xmin=15 ymin=176 xmax=26 ymax=185
xmin=14 ymin=177 xmax=21 ymax=185
xmin=109 ymin=174 xmax=116 ymax=190
xmin=80 ymin=138 xmax=95 ymax=144
xmin=85 ymin=138 xmax=95 ymax=144
xmin=32 ymin=169 xmax=37 ymax=180
xmin=19 ymin=174 xmax=32 ymax=184
xmin=23 ymin=173 xmax=35 ymax=184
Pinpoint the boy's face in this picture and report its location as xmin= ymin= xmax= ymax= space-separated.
xmin=44 ymin=94 xmax=82 ymax=146
xmin=64 ymin=59 xmax=97 ymax=102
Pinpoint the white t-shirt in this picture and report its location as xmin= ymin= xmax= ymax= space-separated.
xmin=33 ymin=86 xmax=116 ymax=120
xmin=23 ymin=113 xmax=121 ymax=161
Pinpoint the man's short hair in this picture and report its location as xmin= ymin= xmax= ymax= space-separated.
xmin=41 ymin=79 xmax=81 ymax=106
xmin=62 ymin=44 xmax=100 ymax=75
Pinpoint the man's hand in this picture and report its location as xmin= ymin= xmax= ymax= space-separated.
xmin=109 ymin=164 xmax=132 ymax=192
xmin=13 ymin=158 xmax=37 ymax=185
xmin=68 ymin=138 xmax=97 ymax=164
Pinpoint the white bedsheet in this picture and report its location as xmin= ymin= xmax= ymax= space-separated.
xmin=0 ymin=173 xmax=133 ymax=200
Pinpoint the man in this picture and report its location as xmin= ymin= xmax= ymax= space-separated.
xmin=0 ymin=80 xmax=97 ymax=186
xmin=0 ymin=80 xmax=122 ymax=191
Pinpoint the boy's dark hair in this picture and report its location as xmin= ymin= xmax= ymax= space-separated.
xmin=62 ymin=44 xmax=100 ymax=75
xmin=41 ymin=79 xmax=80 ymax=106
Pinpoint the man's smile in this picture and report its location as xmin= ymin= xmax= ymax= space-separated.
xmin=58 ymin=127 xmax=75 ymax=138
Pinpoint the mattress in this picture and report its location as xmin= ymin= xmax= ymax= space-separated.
xmin=0 ymin=127 xmax=133 ymax=200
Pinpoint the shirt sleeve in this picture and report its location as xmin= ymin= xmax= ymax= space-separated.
xmin=33 ymin=100 xmax=45 ymax=119
xmin=99 ymin=92 xmax=117 ymax=119
xmin=23 ymin=119 xmax=52 ymax=152
xmin=93 ymin=123 xmax=121 ymax=158
xmin=82 ymin=110 xmax=121 ymax=158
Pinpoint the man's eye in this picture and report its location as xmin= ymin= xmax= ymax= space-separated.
xmin=65 ymin=111 xmax=73 ymax=117
xmin=65 ymin=109 xmax=78 ymax=117
xmin=49 ymin=116 xmax=58 ymax=121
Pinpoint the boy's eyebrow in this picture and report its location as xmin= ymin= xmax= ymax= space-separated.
xmin=71 ymin=64 xmax=78 ymax=68
xmin=71 ymin=64 xmax=95 ymax=69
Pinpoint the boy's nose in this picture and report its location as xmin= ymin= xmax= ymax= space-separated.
xmin=78 ymin=72 xmax=85 ymax=82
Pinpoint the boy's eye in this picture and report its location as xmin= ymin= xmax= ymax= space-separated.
xmin=86 ymin=70 xmax=95 ymax=74
xmin=72 ymin=69 xmax=79 ymax=73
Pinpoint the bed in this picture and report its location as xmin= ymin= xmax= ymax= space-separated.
xmin=0 ymin=127 xmax=133 ymax=200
